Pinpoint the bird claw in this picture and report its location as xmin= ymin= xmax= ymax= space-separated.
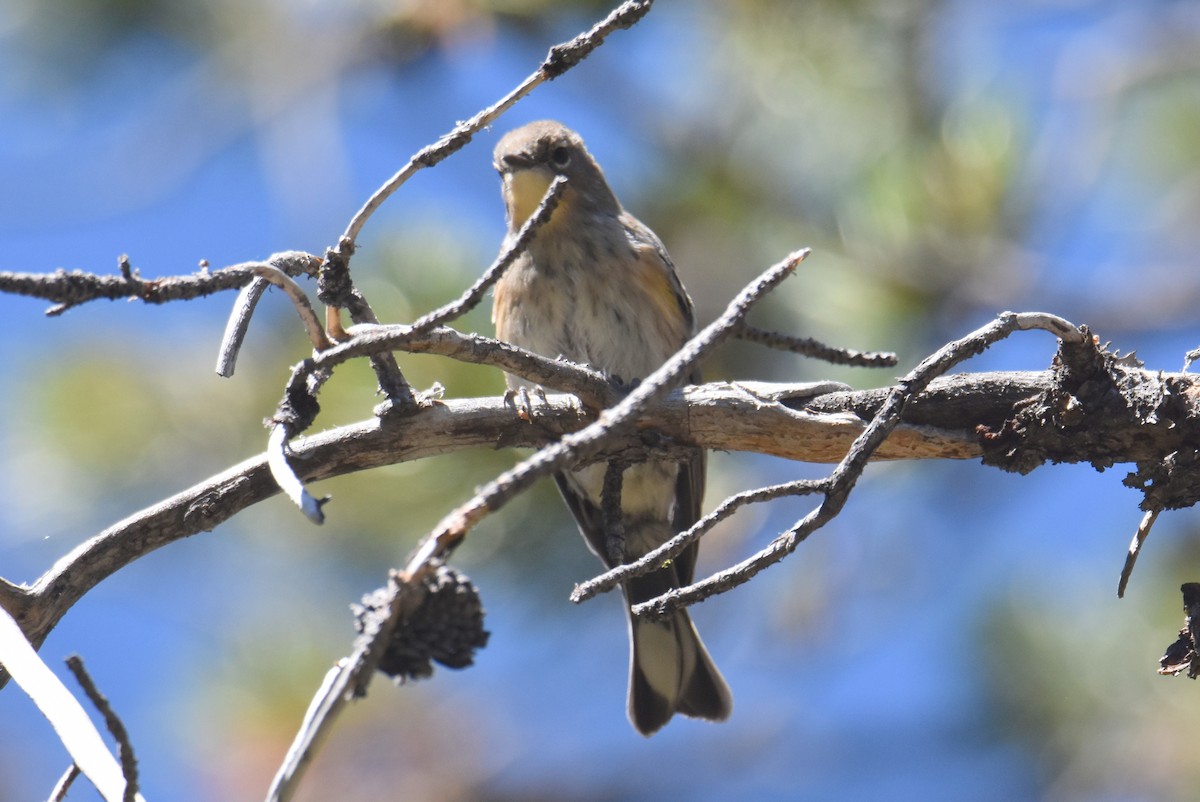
xmin=504 ymin=385 xmax=548 ymax=422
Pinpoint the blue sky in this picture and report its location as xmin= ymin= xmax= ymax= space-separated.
xmin=1 ymin=1 xmax=1199 ymax=800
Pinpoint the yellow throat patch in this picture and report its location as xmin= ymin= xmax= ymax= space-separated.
xmin=505 ymin=169 xmax=556 ymax=229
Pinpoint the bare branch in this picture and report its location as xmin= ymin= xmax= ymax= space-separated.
xmin=0 ymin=251 xmax=322 ymax=316
xmin=631 ymin=311 xmax=1089 ymax=619
xmin=0 ymin=607 xmax=142 ymax=802
xmin=312 ymin=325 xmax=617 ymax=409
xmin=216 ymin=278 xmax=270 ymax=377
xmin=265 ymin=575 xmax=424 ymax=802
xmin=738 ymin=324 xmax=898 ymax=368
xmin=1118 ymin=508 xmax=1161 ymax=598
xmin=267 ymin=662 xmax=345 ymax=802
xmin=47 ymin=765 xmax=80 ymax=802
xmin=64 ymin=656 xmax=139 ymax=802
xmin=216 ymin=263 xmax=332 ymax=377
xmin=267 ymin=424 xmax=329 ymax=524
xmin=407 ymin=175 xmax=568 ymax=337
xmin=4 ymin=362 xmax=1194 ymax=679
xmin=1010 ymin=311 xmax=1085 ymax=341
xmin=335 ymin=0 xmax=654 ymax=251
xmin=328 ymin=284 xmax=415 ymax=409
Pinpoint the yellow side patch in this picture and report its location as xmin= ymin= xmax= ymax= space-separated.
xmin=630 ymin=251 xmax=689 ymax=342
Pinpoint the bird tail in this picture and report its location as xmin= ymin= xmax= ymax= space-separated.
xmin=624 ymin=565 xmax=732 ymax=736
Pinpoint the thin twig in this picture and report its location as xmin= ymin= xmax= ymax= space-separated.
xmin=241 ymin=261 xmax=331 ymax=352
xmin=266 ymin=662 xmax=345 ymax=802
xmin=336 ymin=0 xmax=654 ymax=251
xmin=0 ymin=607 xmax=140 ymax=802
xmin=266 ymin=573 xmax=423 ymax=802
xmin=0 ymin=251 xmax=323 ymax=316
xmin=65 ymin=656 xmax=139 ymax=802
xmin=383 ymin=325 xmax=615 ymax=401
xmin=738 ymin=325 xmax=898 ymax=367
xmin=335 ymin=287 xmax=415 ymax=408
xmin=216 ymin=278 xmax=269 ymax=377
xmin=602 ymin=461 xmax=626 ymax=564
xmin=216 ymin=261 xmax=333 ymax=377
xmin=407 ymin=175 xmax=568 ymax=336
xmin=1118 ymin=507 xmax=1160 ymax=598
xmin=48 ymin=765 xmax=80 ymax=802
xmin=572 ymin=478 xmax=829 ymax=602
xmin=632 ymin=310 xmax=1084 ymax=619
xmin=304 ymin=325 xmax=617 ymax=408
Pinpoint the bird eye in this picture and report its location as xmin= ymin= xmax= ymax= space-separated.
xmin=550 ymin=146 xmax=571 ymax=168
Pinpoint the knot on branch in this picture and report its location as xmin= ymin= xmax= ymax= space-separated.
xmin=1120 ymin=364 xmax=1200 ymax=512
xmin=317 ymin=242 xmax=355 ymax=307
xmin=353 ymin=565 xmax=489 ymax=681
xmin=979 ymin=328 xmax=1167 ymax=474
xmin=1160 ymin=583 xmax=1200 ymax=678
xmin=542 ymin=42 xmax=588 ymax=78
xmin=1124 ymin=448 xmax=1200 ymax=512
xmin=413 ymin=131 xmax=469 ymax=169
xmin=541 ymin=0 xmax=652 ymax=78
xmin=272 ymin=360 xmax=324 ymax=434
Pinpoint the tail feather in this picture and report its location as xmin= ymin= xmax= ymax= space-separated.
xmin=556 ymin=480 xmax=734 ymax=736
xmin=676 ymin=627 xmax=732 ymax=721
xmin=627 ymin=609 xmax=732 ymax=736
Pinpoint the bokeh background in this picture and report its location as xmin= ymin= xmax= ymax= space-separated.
xmin=2 ymin=0 xmax=1200 ymax=799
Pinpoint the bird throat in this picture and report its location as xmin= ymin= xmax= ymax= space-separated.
xmin=505 ymin=169 xmax=556 ymax=229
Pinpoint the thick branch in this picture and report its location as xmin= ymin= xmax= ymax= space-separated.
xmin=2 ymin=366 xmax=1195 ymax=659
xmin=628 ymin=312 xmax=1094 ymax=618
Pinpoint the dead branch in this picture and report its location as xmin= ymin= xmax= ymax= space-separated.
xmin=626 ymin=312 xmax=1089 ymax=619
xmin=261 ymin=175 xmax=573 ymax=519
xmin=0 ymin=251 xmax=321 ymax=316
xmin=0 ymin=607 xmax=142 ymax=802
xmin=0 ymin=357 xmax=1193 ymax=667
xmin=64 ymin=656 xmax=139 ymax=802
xmin=737 ymin=324 xmax=899 ymax=368
xmin=311 ymin=0 xmax=655 ymax=415
xmin=1160 ymin=583 xmax=1200 ymax=678
xmin=333 ymin=0 xmax=653 ymax=252
xmin=3 ymin=0 xmax=1197 ymax=792
xmin=48 ymin=765 xmax=81 ymax=802
xmin=216 ymin=263 xmax=331 ymax=377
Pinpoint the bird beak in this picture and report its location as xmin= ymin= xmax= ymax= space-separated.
xmin=495 ymin=152 xmax=535 ymax=174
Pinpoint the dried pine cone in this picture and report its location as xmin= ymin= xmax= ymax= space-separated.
xmin=353 ymin=564 xmax=489 ymax=682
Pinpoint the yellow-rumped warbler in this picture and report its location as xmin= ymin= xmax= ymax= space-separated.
xmin=491 ymin=120 xmax=732 ymax=735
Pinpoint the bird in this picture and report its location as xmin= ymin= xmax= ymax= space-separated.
xmin=490 ymin=120 xmax=732 ymax=735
